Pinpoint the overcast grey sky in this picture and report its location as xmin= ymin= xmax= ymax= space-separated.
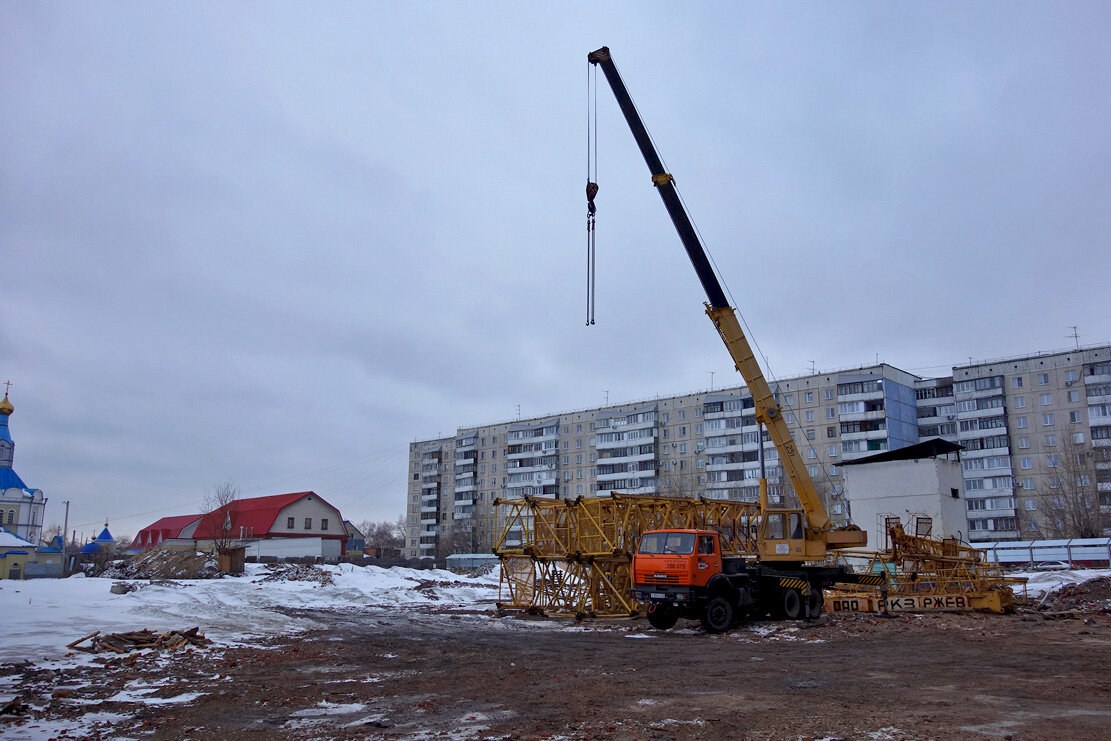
xmin=3 ymin=2 xmax=1109 ymax=541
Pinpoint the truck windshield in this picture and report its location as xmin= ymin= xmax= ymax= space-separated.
xmin=638 ymin=532 xmax=696 ymax=555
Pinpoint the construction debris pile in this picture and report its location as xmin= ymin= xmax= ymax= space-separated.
xmin=67 ymin=627 xmax=213 ymax=655
xmin=101 ymin=548 xmax=221 ymax=580
xmin=256 ymin=563 xmax=335 ymax=586
xmin=1034 ymin=576 xmax=1111 ymax=616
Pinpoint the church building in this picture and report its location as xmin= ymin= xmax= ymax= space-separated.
xmin=0 ymin=390 xmax=46 ymax=545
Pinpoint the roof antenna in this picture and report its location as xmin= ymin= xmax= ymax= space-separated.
xmin=1069 ymin=326 xmax=1080 ymax=350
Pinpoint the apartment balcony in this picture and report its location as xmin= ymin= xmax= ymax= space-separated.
xmin=961 ymin=446 xmax=1011 ymax=459
xmin=1085 ymin=373 xmax=1111 ymax=385
xmin=840 ymin=430 xmax=886 ymax=443
xmin=596 ymin=450 xmax=655 ymax=466
xmin=596 ymin=430 xmax=657 ymax=450
xmin=839 ymin=410 xmax=886 ymax=423
xmin=505 ymin=462 xmax=558 ymax=475
xmin=705 ymin=460 xmax=750 ymax=472
xmin=837 ymin=390 xmax=884 ymax=404
xmin=454 ymin=482 xmax=477 ymax=493
xmin=420 ymin=517 xmax=439 ymax=526
xmin=453 ymin=510 xmax=474 ymax=521
xmin=1098 ymin=482 xmax=1111 ymax=493
xmin=960 ymin=406 xmax=1007 ymax=420
xmin=595 ymin=418 xmax=657 ymax=433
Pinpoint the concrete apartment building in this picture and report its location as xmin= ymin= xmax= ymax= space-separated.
xmin=406 ymin=344 xmax=1111 ymax=560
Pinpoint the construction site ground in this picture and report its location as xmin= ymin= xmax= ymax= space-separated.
xmin=4 ymin=600 xmax=1110 ymax=741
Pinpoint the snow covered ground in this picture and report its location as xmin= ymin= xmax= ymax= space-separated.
xmin=0 ymin=563 xmax=498 ymax=664
xmin=1009 ymin=567 xmax=1111 ymax=598
xmin=2 ymin=562 xmax=1107 ymax=666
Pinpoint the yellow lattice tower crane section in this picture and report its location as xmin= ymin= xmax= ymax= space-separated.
xmin=494 ymin=493 xmax=760 ymax=617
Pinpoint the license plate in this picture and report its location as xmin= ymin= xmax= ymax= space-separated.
xmin=650 ymin=592 xmax=665 ymax=599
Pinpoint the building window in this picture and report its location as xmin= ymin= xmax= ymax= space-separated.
xmin=805 ymin=411 xmax=814 ymax=422
xmin=678 ymin=410 xmax=686 ymax=419
xmin=806 ymin=429 xmax=816 ymax=440
xmin=1038 ymin=373 xmax=1050 ymax=385
xmin=1065 ymin=370 xmax=1078 ymax=383
xmin=1014 ymin=397 xmax=1026 ymax=409
xmin=304 ymin=517 xmax=312 ymax=530
xmin=1042 ymin=413 xmax=1054 ymax=426
xmin=1013 ymin=377 xmax=1023 ymax=388
xmin=1040 ymin=393 xmax=1053 ymax=406
xmin=321 ymin=519 xmax=328 ymax=531
xmin=826 ymin=408 xmax=835 ymax=419
xmin=1018 ymin=437 xmax=1029 ymax=449
xmin=679 ymin=426 xmax=686 ymax=436
xmin=1044 ymin=434 xmax=1057 ymax=447
xmin=1067 ymin=390 xmax=1080 ymax=403
xmin=807 ymin=448 xmax=816 ymax=459
xmin=287 ymin=517 xmax=295 ymax=529
xmin=1047 ymin=454 xmax=1059 ymax=468
xmin=829 ymin=446 xmax=839 ymax=457
xmin=805 ymin=392 xmax=814 ymax=403
xmin=1072 ymin=432 xmax=1085 ymax=444
xmin=1020 ymin=457 xmax=1032 ymax=470
xmin=827 ymin=426 xmax=836 ymax=438
xmin=1016 ymin=416 xmax=1028 ymax=429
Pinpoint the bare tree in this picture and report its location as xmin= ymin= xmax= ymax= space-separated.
xmin=1028 ymin=435 xmax=1102 ymax=539
xmin=115 ymin=535 xmax=133 ymax=551
xmin=360 ymin=516 xmax=405 ymax=551
xmin=201 ymin=480 xmax=240 ymax=553
xmin=450 ymin=511 xmax=496 ymax=554
xmin=42 ymin=523 xmax=63 ymax=545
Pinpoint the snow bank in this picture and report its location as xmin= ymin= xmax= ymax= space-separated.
xmin=0 ymin=563 xmax=497 ymax=663
xmin=1010 ymin=567 xmax=1111 ymax=598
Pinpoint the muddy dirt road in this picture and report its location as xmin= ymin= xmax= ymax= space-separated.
xmin=4 ymin=606 xmax=1110 ymax=740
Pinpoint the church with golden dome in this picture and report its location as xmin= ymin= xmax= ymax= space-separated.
xmin=0 ymin=387 xmax=47 ymax=546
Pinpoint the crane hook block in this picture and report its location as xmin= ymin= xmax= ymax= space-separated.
xmin=586 ymin=181 xmax=599 ymax=215
xmin=651 ymin=173 xmax=673 ymax=187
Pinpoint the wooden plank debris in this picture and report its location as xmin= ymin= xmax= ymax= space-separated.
xmin=67 ymin=627 xmax=213 ymax=654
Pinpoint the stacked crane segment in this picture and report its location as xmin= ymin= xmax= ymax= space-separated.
xmin=494 ymin=493 xmax=760 ymax=617
xmin=828 ymin=524 xmax=1025 ymax=614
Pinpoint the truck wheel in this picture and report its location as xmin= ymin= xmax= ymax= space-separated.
xmin=805 ymin=589 xmax=823 ymax=620
xmin=781 ymin=588 xmax=803 ymax=620
xmin=700 ymin=596 xmax=734 ymax=634
xmin=647 ymin=604 xmax=678 ymax=630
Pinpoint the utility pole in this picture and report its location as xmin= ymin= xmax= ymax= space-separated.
xmin=61 ymin=500 xmax=70 ymax=576
xmin=707 ymin=371 xmax=715 ymax=391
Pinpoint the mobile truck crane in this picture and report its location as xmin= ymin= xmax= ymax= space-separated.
xmin=587 ymin=47 xmax=880 ymax=632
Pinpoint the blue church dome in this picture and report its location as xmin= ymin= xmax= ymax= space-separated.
xmin=80 ymin=542 xmax=103 ymax=555
xmin=95 ymin=524 xmax=114 ymax=543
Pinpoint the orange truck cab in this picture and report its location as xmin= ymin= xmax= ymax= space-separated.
xmin=630 ymin=528 xmax=867 ymax=632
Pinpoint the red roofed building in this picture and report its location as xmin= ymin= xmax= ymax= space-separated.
xmin=135 ymin=491 xmax=347 ymax=559
xmin=134 ymin=514 xmax=203 ymax=550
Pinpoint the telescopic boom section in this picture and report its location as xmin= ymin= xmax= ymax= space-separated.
xmin=588 ymin=46 xmax=833 ymax=535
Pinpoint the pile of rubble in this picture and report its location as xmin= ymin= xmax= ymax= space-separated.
xmin=256 ymin=563 xmax=335 ymax=586
xmin=101 ymin=548 xmax=221 ymax=580
xmin=67 ymin=627 xmax=213 ymax=654
xmin=1036 ymin=576 xmax=1111 ymax=616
